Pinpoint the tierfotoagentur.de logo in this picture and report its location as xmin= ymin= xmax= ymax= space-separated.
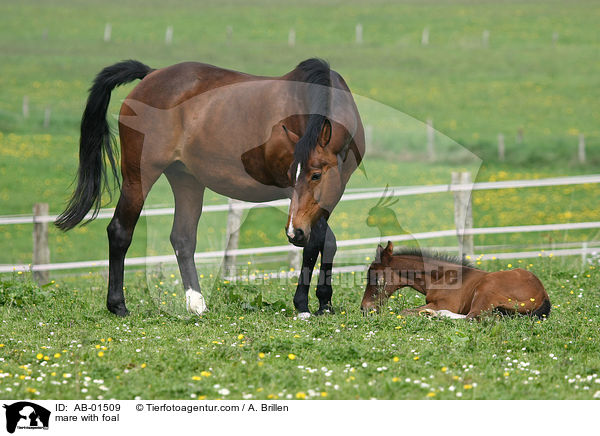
xmin=2 ymin=402 xmax=50 ymax=434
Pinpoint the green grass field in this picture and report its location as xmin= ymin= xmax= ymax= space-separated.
xmin=1 ymin=0 xmax=600 ymax=400
xmin=1 ymin=258 xmax=600 ymax=400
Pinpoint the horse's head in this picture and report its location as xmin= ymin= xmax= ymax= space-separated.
xmin=285 ymin=118 xmax=354 ymax=246
xmin=361 ymin=241 xmax=399 ymax=311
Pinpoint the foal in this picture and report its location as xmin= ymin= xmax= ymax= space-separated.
xmin=360 ymin=242 xmax=551 ymax=320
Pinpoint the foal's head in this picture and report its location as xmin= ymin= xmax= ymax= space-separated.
xmin=360 ymin=241 xmax=404 ymax=311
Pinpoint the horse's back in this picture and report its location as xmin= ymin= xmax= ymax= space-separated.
xmin=126 ymin=62 xmax=256 ymax=109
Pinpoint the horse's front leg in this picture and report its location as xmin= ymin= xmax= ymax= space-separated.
xmin=292 ymin=225 xmax=321 ymax=319
xmin=315 ymin=219 xmax=336 ymax=315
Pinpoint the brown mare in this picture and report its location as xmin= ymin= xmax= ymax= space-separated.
xmin=55 ymin=59 xmax=365 ymax=318
xmin=361 ymin=242 xmax=551 ymax=319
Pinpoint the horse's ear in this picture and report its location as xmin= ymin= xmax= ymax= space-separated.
xmin=318 ymin=118 xmax=332 ymax=147
xmin=375 ymin=244 xmax=384 ymax=262
xmin=282 ymin=125 xmax=300 ymax=144
xmin=384 ymin=241 xmax=394 ymax=255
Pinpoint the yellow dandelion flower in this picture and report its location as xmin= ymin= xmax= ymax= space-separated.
xmin=427 ymin=392 xmax=436 ymax=397
xmin=504 ymin=372 xmax=510 ymax=377
xmin=98 ymin=351 xmax=104 ymax=357
xmin=192 ymin=376 xmax=201 ymax=381
xmin=141 ymin=363 xmax=147 ymax=369
xmin=321 ymin=392 xmax=328 ymax=397
xmin=237 ymin=334 xmax=244 ymax=340
xmin=413 ymin=356 xmax=420 ymax=361
xmin=295 ymin=392 xmax=306 ymax=399
xmin=288 ymin=354 xmax=296 ymax=360
xmin=393 ymin=356 xmax=399 ymax=362
xmin=441 ymin=367 xmax=447 ymax=372
xmin=258 ymin=352 xmax=265 ymax=359
xmin=36 ymin=353 xmax=43 ymax=360
xmin=200 ymin=371 xmax=212 ymax=377
xmin=530 ymin=298 xmax=535 ymax=302
xmin=463 ymin=384 xmax=473 ymax=390
xmin=54 ymin=353 xmax=61 ymax=358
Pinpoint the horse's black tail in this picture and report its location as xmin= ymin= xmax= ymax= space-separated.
xmin=531 ymin=298 xmax=551 ymax=319
xmin=55 ymin=60 xmax=152 ymax=231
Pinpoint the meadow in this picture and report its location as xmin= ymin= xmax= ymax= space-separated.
xmin=1 ymin=0 xmax=599 ymax=400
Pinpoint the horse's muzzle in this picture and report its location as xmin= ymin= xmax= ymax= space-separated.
xmin=287 ymin=228 xmax=308 ymax=247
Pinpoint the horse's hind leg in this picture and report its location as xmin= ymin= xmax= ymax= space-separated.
xmin=164 ymin=165 xmax=207 ymax=315
xmin=107 ymin=181 xmax=147 ymax=316
xmin=315 ymin=218 xmax=336 ymax=315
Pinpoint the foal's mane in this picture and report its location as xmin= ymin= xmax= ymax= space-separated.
xmin=291 ymin=58 xmax=332 ymax=173
xmin=392 ymin=247 xmax=475 ymax=268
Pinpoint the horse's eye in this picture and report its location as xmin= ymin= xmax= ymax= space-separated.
xmin=311 ymin=172 xmax=322 ymax=181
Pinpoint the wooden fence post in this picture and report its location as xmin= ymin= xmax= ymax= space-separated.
xmin=355 ymin=23 xmax=363 ymax=44
xmin=421 ymin=27 xmax=429 ymax=45
xmin=43 ymin=107 xmax=51 ymax=129
xmin=578 ymin=133 xmax=586 ymax=164
xmin=165 ymin=26 xmax=173 ymax=45
xmin=223 ymin=199 xmax=243 ymax=278
xmin=33 ymin=203 xmax=50 ymax=284
xmin=365 ymin=124 xmax=373 ymax=149
xmin=288 ymin=248 xmax=301 ymax=272
xmin=581 ymin=241 xmax=588 ymax=270
xmin=426 ymin=118 xmax=435 ymax=161
xmin=452 ymin=172 xmax=474 ymax=259
xmin=104 ymin=23 xmax=112 ymax=42
xmin=226 ymin=25 xmax=233 ymax=44
xmin=22 ymin=96 xmax=29 ymax=119
xmin=498 ymin=133 xmax=505 ymax=161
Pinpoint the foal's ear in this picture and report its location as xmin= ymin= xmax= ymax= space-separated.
xmin=318 ymin=119 xmax=332 ymax=147
xmin=384 ymin=241 xmax=394 ymax=255
xmin=282 ymin=125 xmax=300 ymax=144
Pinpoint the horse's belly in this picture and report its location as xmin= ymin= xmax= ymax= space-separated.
xmin=193 ymin=160 xmax=290 ymax=203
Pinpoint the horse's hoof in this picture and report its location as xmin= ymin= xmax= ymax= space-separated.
xmin=314 ymin=307 xmax=335 ymax=316
xmin=108 ymin=304 xmax=129 ymax=317
xmin=186 ymin=289 xmax=208 ymax=316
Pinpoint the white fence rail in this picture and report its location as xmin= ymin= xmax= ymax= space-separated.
xmin=1 ymin=173 xmax=599 ymax=277
xmin=2 ymin=174 xmax=600 ymax=226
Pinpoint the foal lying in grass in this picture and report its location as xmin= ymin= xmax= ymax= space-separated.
xmin=360 ymin=241 xmax=551 ymax=320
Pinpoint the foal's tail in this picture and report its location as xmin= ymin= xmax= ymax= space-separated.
xmin=531 ymin=298 xmax=551 ymax=319
xmin=55 ymin=60 xmax=153 ymax=231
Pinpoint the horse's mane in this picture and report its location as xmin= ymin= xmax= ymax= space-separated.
xmin=291 ymin=58 xmax=331 ymax=174
xmin=392 ymin=247 xmax=476 ymax=268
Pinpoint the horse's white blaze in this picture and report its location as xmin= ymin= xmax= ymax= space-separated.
xmin=297 ymin=312 xmax=311 ymax=320
xmin=287 ymin=164 xmax=302 ymax=239
xmin=186 ymin=289 xmax=207 ymax=315
xmin=287 ymin=211 xmax=295 ymax=239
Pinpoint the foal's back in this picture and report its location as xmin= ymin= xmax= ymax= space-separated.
xmin=472 ymin=268 xmax=550 ymax=317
